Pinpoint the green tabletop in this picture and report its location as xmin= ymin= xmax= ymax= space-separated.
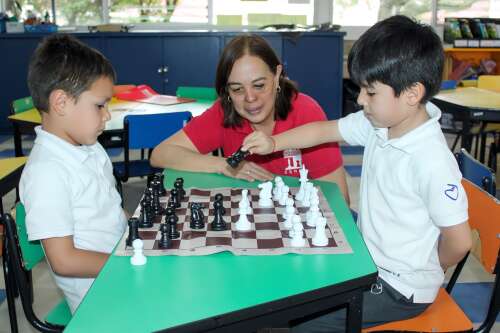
xmin=64 ymin=170 xmax=377 ymax=333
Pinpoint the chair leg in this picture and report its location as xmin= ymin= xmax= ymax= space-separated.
xmin=451 ymin=134 xmax=460 ymax=152
xmin=3 ymin=242 xmax=19 ymax=333
xmin=479 ymin=132 xmax=487 ymax=163
xmin=488 ymin=141 xmax=497 ymax=173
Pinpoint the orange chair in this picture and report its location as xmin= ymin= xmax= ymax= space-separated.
xmin=364 ymin=179 xmax=500 ymax=333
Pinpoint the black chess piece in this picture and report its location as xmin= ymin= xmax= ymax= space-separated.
xmin=170 ymin=188 xmax=181 ymax=208
xmin=165 ymin=207 xmax=175 ymax=219
xmin=190 ymin=202 xmax=205 ymax=229
xmin=151 ymin=184 xmax=164 ymax=217
xmin=154 ymin=172 xmax=167 ymax=196
xmin=167 ymin=214 xmax=180 ymax=239
xmin=158 ymin=223 xmax=170 ymax=249
xmin=138 ymin=194 xmax=154 ymax=228
xmin=211 ymin=196 xmax=227 ymax=231
xmin=226 ymin=146 xmax=250 ymax=168
xmin=174 ymin=177 xmax=185 ymax=199
xmin=126 ymin=217 xmax=141 ymax=247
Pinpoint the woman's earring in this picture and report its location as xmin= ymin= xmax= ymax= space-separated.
xmin=227 ymin=95 xmax=231 ymax=103
xmin=277 ymin=85 xmax=281 ymax=93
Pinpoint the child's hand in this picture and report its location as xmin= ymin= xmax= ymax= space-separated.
xmin=242 ymin=131 xmax=276 ymax=155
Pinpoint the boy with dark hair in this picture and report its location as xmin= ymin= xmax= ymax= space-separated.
xmin=20 ymin=34 xmax=127 ymax=313
xmin=243 ymin=15 xmax=472 ymax=331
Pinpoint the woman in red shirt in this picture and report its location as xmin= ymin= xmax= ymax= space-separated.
xmin=151 ymin=34 xmax=349 ymax=203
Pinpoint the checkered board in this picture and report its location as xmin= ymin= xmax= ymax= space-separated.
xmin=115 ymin=187 xmax=353 ymax=256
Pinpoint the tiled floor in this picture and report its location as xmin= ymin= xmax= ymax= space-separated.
xmin=0 ymin=134 xmax=498 ymax=332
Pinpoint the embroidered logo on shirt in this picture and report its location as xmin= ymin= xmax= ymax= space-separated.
xmin=444 ymin=184 xmax=459 ymax=201
xmin=283 ymin=148 xmax=302 ymax=175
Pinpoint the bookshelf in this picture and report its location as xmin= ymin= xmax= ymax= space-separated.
xmin=443 ymin=47 xmax=500 ymax=80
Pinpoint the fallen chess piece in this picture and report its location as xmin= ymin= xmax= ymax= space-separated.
xmin=226 ymin=146 xmax=250 ymax=168
xmin=130 ymin=239 xmax=147 ymax=266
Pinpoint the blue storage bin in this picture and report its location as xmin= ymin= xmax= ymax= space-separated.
xmin=440 ymin=80 xmax=457 ymax=90
xmin=24 ymin=24 xmax=58 ymax=33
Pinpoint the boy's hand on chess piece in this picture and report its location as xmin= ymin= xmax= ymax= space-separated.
xmin=242 ymin=131 xmax=276 ymax=155
xmin=221 ymin=160 xmax=273 ymax=182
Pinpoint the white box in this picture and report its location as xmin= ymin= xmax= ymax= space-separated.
xmin=6 ymin=22 xmax=24 ymax=33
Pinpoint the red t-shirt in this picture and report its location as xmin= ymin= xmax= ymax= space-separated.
xmin=183 ymin=93 xmax=343 ymax=179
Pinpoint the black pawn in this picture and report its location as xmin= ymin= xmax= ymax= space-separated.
xmin=139 ymin=195 xmax=153 ymax=228
xmin=158 ymin=223 xmax=170 ymax=249
xmin=175 ymin=177 xmax=185 ymax=199
xmin=156 ymin=173 xmax=167 ymax=196
xmin=190 ymin=203 xmax=205 ymax=229
xmin=211 ymin=198 xmax=227 ymax=231
xmin=126 ymin=217 xmax=141 ymax=247
xmin=167 ymin=214 xmax=180 ymax=239
xmin=170 ymin=188 xmax=181 ymax=208
xmin=151 ymin=183 xmax=163 ymax=217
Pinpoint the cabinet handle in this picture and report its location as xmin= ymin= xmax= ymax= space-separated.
xmin=164 ymin=78 xmax=169 ymax=83
xmin=163 ymin=66 xmax=169 ymax=73
xmin=157 ymin=67 xmax=163 ymax=74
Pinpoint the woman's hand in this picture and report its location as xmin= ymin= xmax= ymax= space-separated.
xmin=221 ymin=160 xmax=274 ymax=182
xmin=242 ymin=131 xmax=276 ymax=155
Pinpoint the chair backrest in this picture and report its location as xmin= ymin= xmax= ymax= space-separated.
xmin=12 ymin=96 xmax=34 ymax=114
xmin=124 ymin=111 xmax=192 ymax=150
xmin=2 ymin=203 xmax=65 ymax=332
xmin=478 ymin=75 xmax=500 ymax=93
xmin=456 ymin=148 xmax=496 ymax=196
xmin=176 ymin=86 xmax=217 ymax=102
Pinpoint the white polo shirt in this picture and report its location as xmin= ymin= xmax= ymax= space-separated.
xmin=338 ymin=103 xmax=468 ymax=303
xmin=20 ymin=126 xmax=127 ymax=313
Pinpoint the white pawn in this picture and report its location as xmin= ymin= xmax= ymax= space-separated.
xmin=290 ymin=221 xmax=305 ymax=247
xmin=306 ymin=205 xmax=321 ymax=227
xmin=273 ymin=177 xmax=284 ymax=201
xmin=312 ymin=217 xmax=328 ymax=246
xmin=288 ymin=214 xmax=301 ymax=237
xmin=283 ymin=198 xmax=295 ymax=229
xmin=278 ymin=185 xmax=290 ymax=206
xmin=238 ymin=189 xmax=252 ymax=215
xmin=235 ymin=213 xmax=252 ymax=231
xmin=130 ymin=239 xmax=147 ymax=266
xmin=258 ymin=181 xmax=273 ymax=207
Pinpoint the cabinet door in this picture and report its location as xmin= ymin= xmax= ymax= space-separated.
xmin=105 ymin=37 xmax=163 ymax=92
xmin=0 ymin=38 xmax=40 ymax=132
xmin=76 ymin=36 xmax=106 ymax=54
xmin=162 ymin=36 xmax=220 ymax=94
xmin=283 ymin=35 xmax=343 ymax=120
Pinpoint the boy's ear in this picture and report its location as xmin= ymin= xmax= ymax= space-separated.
xmin=49 ymin=89 xmax=70 ymax=116
xmin=404 ymin=83 xmax=425 ymax=106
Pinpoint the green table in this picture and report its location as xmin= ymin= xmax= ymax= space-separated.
xmin=64 ymin=170 xmax=377 ymax=333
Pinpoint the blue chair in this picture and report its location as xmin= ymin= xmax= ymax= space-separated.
xmin=456 ymin=148 xmax=496 ymax=196
xmin=112 ymin=112 xmax=192 ymax=189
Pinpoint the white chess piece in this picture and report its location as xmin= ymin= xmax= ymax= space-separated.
xmin=312 ymin=217 xmax=328 ymax=246
xmin=306 ymin=205 xmax=321 ymax=227
xmin=295 ymin=180 xmax=307 ymax=202
xmin=238 ymin=189 xmax=252 ymax=215
xmin=283 ymin=198 xmax=295 ymax=229
xmin=301 ymin=182 xmax=314 ymax=207
xmin=299 ymin=164 xmax=309 ymax=182
xmin=290 ymin=221 xmax=305 ymax=247
xmin=278 ymin=185 xmax=289 ymax=206
xmin=130 ymin=239 xmax=147 ymax=266
xmin=235 ymin=212 xmax=252 ymax=231
xmin=258 ymin=181 xmax=273 ymax=207
xmin=288 ymin=214 xmax=301 ymax=237
xmin=273 ymin=177 xmax=284 ymax=201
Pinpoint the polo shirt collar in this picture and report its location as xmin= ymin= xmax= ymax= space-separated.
xmin=373 ymin=102 xmax=442 ymax=153
xmin=34 ymin=126 xmax=96 ymax=163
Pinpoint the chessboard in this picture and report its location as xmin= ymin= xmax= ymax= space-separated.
xmin=115 ymin=187 xmax=353 ymax=256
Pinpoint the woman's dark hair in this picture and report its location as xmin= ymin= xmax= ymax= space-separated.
xmin=348 ymin=15 xmax=444 ymax=103
xmin=28 ymin=34 xmax=116 ymax=113
xmin=215 ymin=34 xmax=298 ymax=127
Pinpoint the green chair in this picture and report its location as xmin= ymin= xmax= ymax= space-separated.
xmin=2 ymin=203 xmax=72 ymax=333
xmin=176 ymin=86 xmax=217 ymax=103
xmin=12 ymin=96 xmax=34 ymax=114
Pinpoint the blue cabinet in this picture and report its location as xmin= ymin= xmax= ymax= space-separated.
xmin=283 ymin=34 xmax=344 ymax=120
xmin=0 ymin=31 xmax=344 ymax=133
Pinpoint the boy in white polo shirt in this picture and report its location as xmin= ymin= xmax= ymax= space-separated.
xmin=20 ymin=34 xmax=127 ymax=314
xmin=243 ymin=15 xmax=472 ymax=331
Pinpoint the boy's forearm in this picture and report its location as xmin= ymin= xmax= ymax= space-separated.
xmin=273 ymin=120 xmax=340 ymax=151
xmin=151 ymin=144 xmax=225 ymax=174
xmin=438 ymin=222 xmax=472 ymax=270
xmin=58 ymin=249 xmax=109 ymax=278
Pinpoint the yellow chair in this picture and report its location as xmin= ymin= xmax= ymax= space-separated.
xmin=0 ymin=156 xmax=27 ymax=215
xmin=364 ymin=179 xmax=499 ymax=333
xmin=478 ymin=75 xmax=500 ymax=93
xmin=12 ymin=96 xmax=34 ymax=114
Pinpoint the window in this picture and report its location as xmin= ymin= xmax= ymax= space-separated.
xmin=109 ymin=0 xmax=208 ymax=24
xmin=212 ymin=0 xmax=315 ymax=27
xmin=4 ymin=0 xmax=52 ymax=22
xmin=54 ymin=0 xmax=103 ymax=26
xmin=332 ymin=0 xmax=432 ymax=26
xmin=437 ymin=0 xmax=500 ymax=24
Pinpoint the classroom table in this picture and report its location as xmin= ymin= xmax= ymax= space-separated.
xmin=432 ymin=87 xmax=500 ymax=152
xmin=64 ymin=170 xmax=377 ymax=333
xmin=0 ymin=157 xmax=27 ymax=215
xmin=6 ymin=99 xmax=212 ymax=157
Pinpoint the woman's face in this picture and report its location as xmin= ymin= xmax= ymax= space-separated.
xmin=227 ymin=54 xmax=282 ymax=126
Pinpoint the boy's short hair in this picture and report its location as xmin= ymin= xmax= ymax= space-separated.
xmin=28 ymin=34 xmax=116 ymax=113
xmin=348 ymin=15 xmax=444 ymax=104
